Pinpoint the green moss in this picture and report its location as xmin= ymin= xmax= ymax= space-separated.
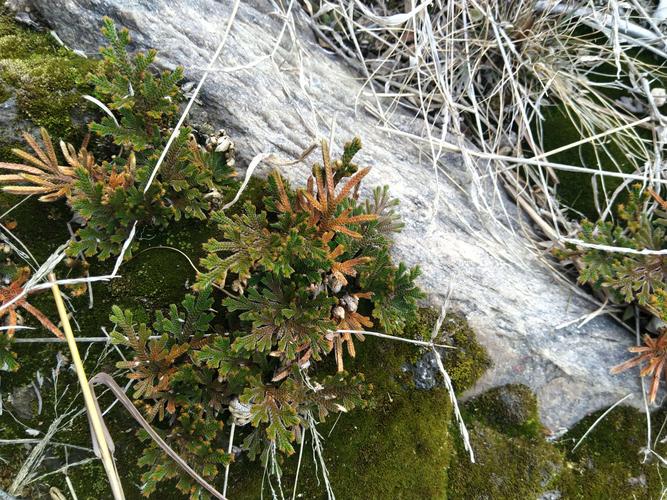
xmin=447 ymin=384 xmax=561 ymax=499
xmin=0 ymin=194 xmax=71 ymax=262
xmin=449 ymin=384 xmax=667 ymax=499
xmin=540 ymin=106 xmax=637 ymax=219
xmin=229 ymin=336 xmax=455 ymax=498
xmin=406 ymin=308 xmax=491 ymax=392
xmin=0 ymin=7 xmax=96 ymax=141
xmin=441 ymin=314 xmax=490 ymax=393
xmin=448 ymin=420 xmax=562 ymax=500
xmin=555 ymin=405 xmax=667 ymax=499
xmin=465 ymin=384 xmax=542 ymax=438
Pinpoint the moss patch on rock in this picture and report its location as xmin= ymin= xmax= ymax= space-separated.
xmin=0 ymin=6 xmax=96 ymax=143
xmin=448 ymin=384 xmax=562 ymax=499
xmin=465 ymin=384 xmax=542 ymax=438
xmin=449 ymin=421 xmax=563 ymax=499
xmin=555 ymin=405 xmax=667 ymax=499
xmin=440 ymin=312 xmax=491 ymax=392
xmin=405 ymin=308 xmax=491 ymax=393
xmin=449 ymin=384 xmax=667 ymax=500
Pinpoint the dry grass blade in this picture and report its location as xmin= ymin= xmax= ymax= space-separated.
xmin=49 ymin=274 xmax=125 ymax=500
xmin=88 ymin=372 xmax=227 ymax=500
xmin=9 ymin=412 xmax=69 ymax=495
xmin=308 ymin=0 xmax=665 ymax=242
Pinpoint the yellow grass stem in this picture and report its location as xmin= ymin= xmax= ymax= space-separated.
xmin=49 ymin=273 xmax=125 ymax=499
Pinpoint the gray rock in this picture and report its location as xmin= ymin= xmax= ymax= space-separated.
xmin=14 ymin=0 xmax=645 ymax=431
xmin=0 ymin=95 xmax=35 ymax=147
xmin=7 ymin=384 xmax=35 ymax=420
xmin=408 ymin=350 xmax=441 ymax=391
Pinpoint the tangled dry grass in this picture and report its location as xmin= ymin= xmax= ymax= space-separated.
xmin=306 ymin=0 xmax=667 ymax=240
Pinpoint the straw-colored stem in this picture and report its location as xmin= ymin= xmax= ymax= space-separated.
xmin=223 ymin=422 xmax=235 ymax=497
xmin=49 ymin=273 xmax=125 ymax=500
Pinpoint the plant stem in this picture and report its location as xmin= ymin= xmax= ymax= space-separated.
xmin=49 ymin=273 xmax=125 ymax=500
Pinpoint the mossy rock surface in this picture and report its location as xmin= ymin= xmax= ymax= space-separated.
xmin=0 ymin=6 xmax=96 ymax=143
xmin=405 ymin=308 xmax=490 ymax=393
xmin=465 ymin=384 xmax=542 ymax=438
xmin=555 ymin=405 xmax=667 ymax=499
xmin=450 ymin=385 xmax=667 ymax=500
xmin=448 ymin=384 xmax=561 ymax=499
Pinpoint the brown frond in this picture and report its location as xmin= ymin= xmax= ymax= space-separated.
xmin=297 ymin=141 xmax=378 ymax=240
xmin=60 ymin=135 xmax=95 ymax=172
xmin=334 ymin=167 xmax=371 ymax=205
xmin=648 ymin=187 xmax=667 ymax=211
xmin=0 ymin=128 xmax=93 ymax=202
xmin=328 ymin=244 xmax=372 ymax=285
xmin=0 ymin=267 xmax=64 ymax=339
xmin=611 ymin=331 xmax=667 ymax=403
xmin=271 ymin=170 xmax=292 ymax=213
xmin=21 ymin=302 xmax=64 ymax=339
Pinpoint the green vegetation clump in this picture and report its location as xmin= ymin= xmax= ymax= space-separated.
xmin=564 ymin=185 xmax=667 ymax=402
xmin=0 ymin=7 xmax=95 ymax=140
xmin=0 ymin=19 xmax=236 ymax=375
xmin=575 ymin=185 xmax=666 ymax=320
xmin=229 ymin=306 xmax=493 ymax=499
xmin=448 ymin=384 xmax=560 ymax=499
xmin=109 ymin=134 xmax=424 ymax=496
xmin=556 ymin=406 xmax=667 ymax=498
xmin=0 ymin=18 xmax=236 ymax=261
xmin=550 ymin=180 xmax=667 ymax=403
xmin=272 ymin=337 xmax=455 ymax=499
xmin=465 ymin=384 xmax=542 ymax=438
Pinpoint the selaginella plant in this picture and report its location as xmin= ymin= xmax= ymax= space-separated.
xmin=197 ymin=138 xmax=424 ymax=373
xmin=0 ymin=18 xmax=235 ymax=260
xmin=112 ymin=138 xmax=424 ymax=497
xmin=574 ymin=185 xmax=666 ymax=320
xmin=570 ymin=184 xmax=667 ymax=402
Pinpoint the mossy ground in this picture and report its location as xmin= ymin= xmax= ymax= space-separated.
xmin=555 ymin=405 xmax=667 ymax=499
xmin=227 ymin=310 xmax=468 ymax=500
xmin=0 ymin=193 xmax=217 ymax=498
xmin=448 ymin=384 xmax=560 ymax=499
xmin=0 ymin=9 xmax=664 ymax=500
xmin=449 ymin=384 xmax=667 ymax=500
